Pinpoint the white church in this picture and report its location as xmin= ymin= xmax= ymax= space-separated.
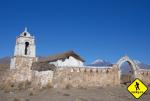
xmin=10 ymin=28 xmax=85 ymax=70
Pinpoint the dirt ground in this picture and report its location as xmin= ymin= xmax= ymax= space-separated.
xmin=0 ymin=85 xmax=149 ymax=101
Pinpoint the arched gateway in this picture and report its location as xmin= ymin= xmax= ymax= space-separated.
xmin=116 ymin=56 xmax=139 ymax=84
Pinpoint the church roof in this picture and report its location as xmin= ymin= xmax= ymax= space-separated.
xmin=39 ymin=51 xmax=85 ymax=62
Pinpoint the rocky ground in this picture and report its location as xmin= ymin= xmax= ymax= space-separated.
xmin=0 ymin=85 xmax=149 ymax=101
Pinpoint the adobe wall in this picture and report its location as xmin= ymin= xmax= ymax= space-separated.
xmin=53 ymin=65 xmax=120 ymax=88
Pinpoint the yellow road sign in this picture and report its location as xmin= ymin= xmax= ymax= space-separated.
xmin=127 ymin=78 xmax=148 ymax=99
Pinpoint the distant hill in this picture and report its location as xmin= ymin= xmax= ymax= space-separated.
xmin=0 ymin=56 xmax=49 ymax=70
xmin=133 ymin=60 xmax=150 ymax=69
xmin=38 ymin=56 xmax=47 ymax=62
xmin=0 ymin=56 xmax=48 ymax=64
xmin=0 ymin=56 xmax=11 ymax=64
xmin=0 ymin=57 xmax=11 ymax=70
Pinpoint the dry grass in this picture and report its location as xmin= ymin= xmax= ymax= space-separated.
xmin=75 ymin=97 xmax=88 ymax=101
xmin=65 ymin=84 xmax=72 ymax=89
xmin=2 ymin=81 xmax=32 ymax=93
xmin=13 ymin=97 xmax=30 ymax=101
xmin=17 ymin=81 xmax=31 ymax=90
xmin=63 ymin=93 xmax=70 ymax=96
xmin=13 ymin=98 xmax=21 ymax=101
xmin=0 ymin=64 xmax=9 ymax=71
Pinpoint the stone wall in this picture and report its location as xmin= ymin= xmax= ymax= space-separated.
xmin=53 ymin=65 xmax=120 ymax=88
xmin=31 ymin=70 xmax=54 ymax=89
xmin=0 ymin=69 xmax=53 ymax=90
xmin=0 ymin=69 xmax=32 ymax=90
xmin=10 ymin=56 xmax=37 ymax=70
xmin=0 ymin=70 xmax=31 ymax=84
xmin=1 ymin=65 xmax=150 ymax=90
xmin=136 ymin=69 xmax=150 ymax=85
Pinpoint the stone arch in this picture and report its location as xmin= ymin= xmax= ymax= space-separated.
xmin=116 ymin=56 xmax=139 ymax=83
xmin=117 ymin=56 xmax=138 ymax=71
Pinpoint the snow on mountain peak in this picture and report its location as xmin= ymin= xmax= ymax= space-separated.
xmin=91 ymin=59 xmax=104 ymax=64
xmin=133 ymin=60 xmax=142 ymax=64
xmin=89 ymin=59 xmax=112 ymax=67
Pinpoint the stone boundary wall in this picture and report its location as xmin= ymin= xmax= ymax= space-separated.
xmin=53 ymin=66 xmax=120 ymax=88
xmin=136 ymin=69 xmax=150 ymax=85
xmin=31 ymin=70 xmax=54 ymax=89
xmin=0 ymin=69 xmax=54 ymax=90
xmin=0 ymin=70 xmax=32 ymax=84
xmin=0 ymin=70 xmax=31 ymax=90
xmin=0 ymin=66 xmax=150 ymax=90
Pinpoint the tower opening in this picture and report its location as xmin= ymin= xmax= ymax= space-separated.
xmin=25 ymin=42 xmax=29 ymax=55
xmin=24 ymin=32 xmax=27 ymax=36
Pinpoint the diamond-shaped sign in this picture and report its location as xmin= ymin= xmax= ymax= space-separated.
xmin=127 ymin=78 xmax=148 ymax=99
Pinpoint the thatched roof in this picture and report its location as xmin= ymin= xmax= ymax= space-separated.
xmin=31 ymin=62 xmax=56 ymax=71
xmin=39 ymin=51 xmax=85 ymax=62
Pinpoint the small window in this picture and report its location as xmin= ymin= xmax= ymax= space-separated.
xmin=25 ymin=42 xmax=29 ymax=55
xmin=24 ymin=32 xmax=27 ymax=36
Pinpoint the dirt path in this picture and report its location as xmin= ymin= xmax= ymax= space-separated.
xmin=0 ymin=86 xmax=149 ymax=101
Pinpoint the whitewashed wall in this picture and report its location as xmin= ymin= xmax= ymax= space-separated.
xmin=49 ymin=56 xmax=84 ymax=67
xmin=14 ymin=37 xmax=36 ymax=57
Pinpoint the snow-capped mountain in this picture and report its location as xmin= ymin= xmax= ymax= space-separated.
xmin=120 ymin=59 xmax=150 ymax=74
xmin=133 ymin=60 xmax=150 ymax=69
xmin=133 ymin=60 xmax=142 ymax=64
xmin=88 ymin=59 xmax=150 ymax=69
xmin=88 ymin=59 xmax=112 ymax=67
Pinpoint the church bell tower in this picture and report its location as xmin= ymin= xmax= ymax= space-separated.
xmin=10 ymin=28 xmax=37 ymax=70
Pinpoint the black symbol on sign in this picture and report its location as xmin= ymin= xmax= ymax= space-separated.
xmin=135 ymin=82 xmax=140 ymax=90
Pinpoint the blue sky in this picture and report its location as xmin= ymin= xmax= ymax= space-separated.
xmin=0 ymin=0 xmax=150 ymax=64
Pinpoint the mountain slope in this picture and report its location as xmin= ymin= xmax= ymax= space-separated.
xmin=0 ymin=57 xmax=11 ymax=70
xmin=0 ymin=56 xmax=11 ymax=64
xmin=133 ymin=60 xmax=150 ymax=69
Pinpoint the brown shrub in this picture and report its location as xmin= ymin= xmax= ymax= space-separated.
xmin=2 ymin=81 xmax=31 ymax=92
xmin=63 ymin=93 xmax=70 ymax=96
xmin=75 ymin=97 xmax=88 ymax=101
xmin=65 ymin=84 xmax=72 ymax=89
xmin=13 ymin=98 xmax=21 ymax=101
